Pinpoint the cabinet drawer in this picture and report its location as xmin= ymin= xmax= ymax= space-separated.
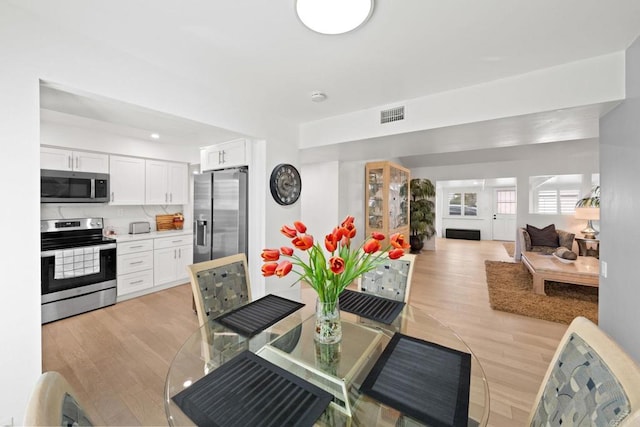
xmin=154 ymin=235 xmax=192 ymax=249
xmin=117 ymin=270 xmax=154 ymax=295
xmin=118 ymin=239 xmax=154 ymax=255
xmin=117 ymin=251 xmax=154 ymax=275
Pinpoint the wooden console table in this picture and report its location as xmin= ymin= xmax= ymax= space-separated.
xmin=521 ymin=251 xmax=599 ymax=295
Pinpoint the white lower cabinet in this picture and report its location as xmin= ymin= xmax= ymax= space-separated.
xmin=153 ymin=235 xmax=193 ymax=287
xmin=117 ymin=240 xmax=154 ymax=297
xmin=117 ymin=232 xmax=193 ymax=300
xmin=117 ymin=269 xmax=154 ymax=295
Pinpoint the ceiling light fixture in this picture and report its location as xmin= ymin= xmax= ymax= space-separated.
xmin=150 ymin=133 xmax=160 ymax=139
xmin=296 ymin=0 xmax=374 ymax=35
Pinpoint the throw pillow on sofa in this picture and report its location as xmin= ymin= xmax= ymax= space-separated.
xmin=526 ymin=224 xmax=560 ymax=247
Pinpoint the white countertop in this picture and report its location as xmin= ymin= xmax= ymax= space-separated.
xmin=113 ymin=228 xmax=193 ymax=242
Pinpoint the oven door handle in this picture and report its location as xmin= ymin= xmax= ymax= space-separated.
xmin=41 ymin=242 xmax=117 ymax=258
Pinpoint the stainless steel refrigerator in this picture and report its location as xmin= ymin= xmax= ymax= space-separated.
xmin=193 ymin=167 xmax=248 ymax=263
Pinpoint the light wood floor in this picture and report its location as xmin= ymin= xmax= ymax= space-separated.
xmin=42 ymin=238 xmax=568 ymax=426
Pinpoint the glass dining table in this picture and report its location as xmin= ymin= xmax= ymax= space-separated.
xmin=164 ymin=286 xmax=489 ymax=426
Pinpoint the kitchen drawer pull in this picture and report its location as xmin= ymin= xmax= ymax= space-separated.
xmin=130 ymin=245 xmax=144 ymax=249
xmin=129 ymin=261 xmax=144 ymax=265
xmin=172 ymin=240 xmax=183 ymax=243
xmin=130 ymin=279 xmax=144 ymax=285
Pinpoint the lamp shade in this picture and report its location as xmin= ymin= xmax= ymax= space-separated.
xmin=574 ymin=207 xmax=600 ymax=220
xmin=296 ymin=0 xmax=374 ymax=35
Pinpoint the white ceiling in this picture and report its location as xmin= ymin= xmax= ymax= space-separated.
xmin=21 ymin=0 xmax=640 ymax=158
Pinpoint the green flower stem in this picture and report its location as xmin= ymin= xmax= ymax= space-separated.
xmin=282 ymin=239 xmax=396 ymax=306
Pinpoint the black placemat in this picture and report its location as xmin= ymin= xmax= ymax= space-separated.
xmin=172 ymin=350 xmax=332 ymax=427
xmin=339 ymin=289 xmax=405 ymax=324
xmin=360 ymin=332 xmax=471 ymax=427
xmin=215 ymin=294 xmax=305 ymax=337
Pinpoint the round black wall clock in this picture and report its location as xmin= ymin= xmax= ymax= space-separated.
xmin=270 ymin=163 xmax=302 ymax=205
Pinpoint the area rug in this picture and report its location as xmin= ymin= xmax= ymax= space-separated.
xmin=502 ymin=242 xmax=515 ymax=258
xmin=485 ymin=260 xmax=598 ymax=324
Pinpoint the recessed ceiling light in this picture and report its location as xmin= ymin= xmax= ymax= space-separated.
xmin=150 ymin=133 xmax=160 ymax=139
xmin=296 ymin=0 xmax=374 ymax=35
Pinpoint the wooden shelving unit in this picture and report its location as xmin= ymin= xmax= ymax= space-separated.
xmin=364 ymin=161 xmax=410 ymax=247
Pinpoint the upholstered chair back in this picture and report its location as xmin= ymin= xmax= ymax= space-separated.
xmin=187 ymin=253 xmax=251 ymax=327
xmin=357 ymin=253 xmax=415 ymax=303
xmin=528 ymin=317 xmax=640 ymax=427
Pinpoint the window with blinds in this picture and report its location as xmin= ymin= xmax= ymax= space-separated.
xmin=534 ymin=189 xmax=579 ymax=214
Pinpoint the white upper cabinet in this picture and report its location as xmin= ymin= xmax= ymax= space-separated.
xmin=168 ymin=162 xmax=188 ymax=204
xmin=41 ymin=147 xmax=109 ymax=173
xmin=109 ymin=155 xmax=146 ymax=205
xmin=200 ymin=139 xmax=246 ymax=172
xmin=145 ymin=160 xmax=188 ymax=205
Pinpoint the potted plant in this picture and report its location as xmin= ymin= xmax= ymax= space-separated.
xmin=409 ymin=178 xmax=436 ymax=253
xmin=576 ymin=185 xmax=600 ymax=207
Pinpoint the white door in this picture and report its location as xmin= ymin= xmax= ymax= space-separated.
xmin=492 ymin=188 xmax=517 ymax=241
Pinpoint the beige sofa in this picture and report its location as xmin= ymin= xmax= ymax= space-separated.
xmin=514 ymin=225 xmax=575 ymax=261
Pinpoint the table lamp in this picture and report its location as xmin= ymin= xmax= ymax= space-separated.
xmin=574 ymin=207 xmax=600 ymax=239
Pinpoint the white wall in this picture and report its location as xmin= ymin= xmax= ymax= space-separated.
xmin=41 ymin=118 xmax=200 ymax=164
xmin=301 ymin=162 xmax=341 ymax=238
xmin=340 ymin=161 xmax=368 ymax=247
xmin=300 ymin=53 xmax=625 ymax=148
xmin=599 ymin=36 xmax=640 ymax=361
xmin=0 ymin=70 xmax=42 ymax=427
xmin=0 ymin=4 xmax=298 ymax=421
xmin=437 ymin=186 xmax=493 ymax=239
xmin=411 ymin=139 xmax=600 ymax=242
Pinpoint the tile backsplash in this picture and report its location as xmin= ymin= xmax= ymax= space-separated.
xmin=40 ymin=204 xmax=191 ymax=237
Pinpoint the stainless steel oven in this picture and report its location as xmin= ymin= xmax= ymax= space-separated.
xmin=40 ymin=218 xmax=117 ymax=324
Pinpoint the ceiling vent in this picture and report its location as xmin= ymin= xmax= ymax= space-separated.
xmin=380 ymin=106 xmax=405 ymax=124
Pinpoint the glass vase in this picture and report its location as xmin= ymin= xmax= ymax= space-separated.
xmin=314 ymin=341 xmax=341 ymax=376
xmin=314 ymin=298 xmax=342 ymax=344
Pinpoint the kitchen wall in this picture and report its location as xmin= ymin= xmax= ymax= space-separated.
xmin=1 ymin=5 xmax=297 ymax=422
xmin=40 ymin=204 xmax=186 ymax=236
xmin=40 ymin=117 xmax=196 ymax=236
xmin=41 ymin=112 xmax=200 ymax=164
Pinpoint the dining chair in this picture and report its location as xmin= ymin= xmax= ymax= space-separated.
xmin=187 ymin=254 xmax=253 ymax=371
xmin=357 ymin=253 xmax=416 ymax=303
xmin=528 ymin=316 xmax=640 ymax=427
xmin=23 ymin=371 xmax=100 ymax=426
xmin=187 ymin=253 xmax=252 ymax=326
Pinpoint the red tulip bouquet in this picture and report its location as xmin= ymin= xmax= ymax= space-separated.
xmin=261 ymin=215 xmax=409 ymax=342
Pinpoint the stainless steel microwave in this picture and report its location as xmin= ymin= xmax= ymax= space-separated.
xmin=41 ymin=169 xmax=110 ymax=203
